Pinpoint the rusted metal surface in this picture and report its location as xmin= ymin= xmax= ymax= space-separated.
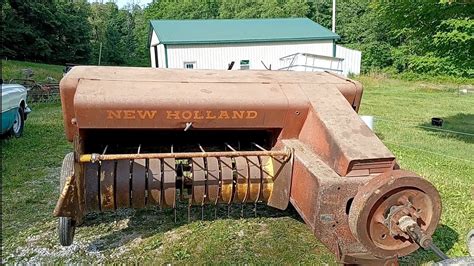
xmin=220 ymin=157 xmax=234 ymax=204
xmin=147 ymin=159 xmax=162 ymax=206
xmin=192 ymin=158 xmax=206 ymax=205
xmin=28 ymin=82 xmax=60 ymax=103
xmin=53 ymin=175 xmax=78 ymax=217
xmin=162 ymin=158 xmax=176 ymax=208
xmin=59 ymin=67 xmax=362 ymax=141
xmin=99 ymin=161 xmax=115 ymax=210
xmin=84 ymin=163 xmax=100 ymax=212
xmin=131 ymin=159 xmax=147 ymax=208
xmin=55 ymin=67 xmax=442 ymax=264
xmin=207 ymin=157 xmax=220 ymax=204
xmin=348 ymin=170 xmax=441 ymax=258
xmin=77 ymin=154 xmax=289 ymax=210
xmin=7 ymin=79 xmax=60 ymax=103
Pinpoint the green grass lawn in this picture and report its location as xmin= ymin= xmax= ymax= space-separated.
xmin=1 ymin=73 xmax=473 ymax=264
xmin=2 ymin=60 xmax=64 ymax=82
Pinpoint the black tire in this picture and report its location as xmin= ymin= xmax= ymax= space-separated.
xmin=58 ymin=152 xmax=76 ymax=246
xmin=59 ymin=217 xmax=75 ymax=246
xmin=9 ymin=107 xmax=24 ymax=138
xmin=468 ymin=229 xmax=474 ymax=257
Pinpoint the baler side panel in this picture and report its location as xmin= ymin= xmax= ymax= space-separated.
xmin=73 ymin=79 xmax=290 ymax=130
xmin=284 ymin=139 xmax=378 ymax=262
xmin=297 ymin=83 xmax=394 ymax=176
xmin=59 ymin=75 xmax=79 ymax=142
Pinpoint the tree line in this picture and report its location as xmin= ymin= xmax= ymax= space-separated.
xmin=1 ymin=0 xmax=472 ymax=77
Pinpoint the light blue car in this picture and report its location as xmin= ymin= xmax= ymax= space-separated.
xmin=1 ymin=83 xmax=31 ymax=137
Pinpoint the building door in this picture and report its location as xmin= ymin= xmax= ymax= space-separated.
xmin=154 ymin=46 xmax=159 ymax=68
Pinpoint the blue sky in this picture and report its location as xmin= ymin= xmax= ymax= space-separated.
xmin=89 ymin=0 xmax=153 ymax=9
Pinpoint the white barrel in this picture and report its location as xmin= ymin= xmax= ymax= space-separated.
xmin=360 ymin=115 xmax=374 ymax=131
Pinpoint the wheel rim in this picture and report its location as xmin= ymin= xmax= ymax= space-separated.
xmin=12 ymin=110 xmax=22 ymax=134
xmin=348 ymin=170 xmax=441 ymax=258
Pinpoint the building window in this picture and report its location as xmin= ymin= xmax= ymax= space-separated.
xmin=240 ymin=60 xmax=250 ymax=70
xmin=184 ymin=61 xmax=196 ymax=69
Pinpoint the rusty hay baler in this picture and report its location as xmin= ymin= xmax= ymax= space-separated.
xmin=54 ymin=67 xmax=443 ymax=264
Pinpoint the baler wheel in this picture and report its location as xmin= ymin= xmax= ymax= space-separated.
xmin=59 ymin=217 xmax=75 ymax=246
xmin=349 ymin=170 xmax=441 ymax=258
xmin=58 ymin=152 xmax=76 ymax=246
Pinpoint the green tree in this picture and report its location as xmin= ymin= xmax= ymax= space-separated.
xmin=373 ymin=0 xmax=474 ymax=76
xmin=1 ymin=0 xmax=91 ymax=64
xmin=218 ymin=0 xmax=309 ymax=19
xmin=130 ymin=4 xmax=149 ymax=66
xmin=53 ymin=1 xmax=92 ymax=64
xmin=1 ymin=0 xmax=59 ymax=62
xmin=145 ymin=0 xmax=219 ymax=19
xmin=307 ymin=0 xmax=331 ymax=29
xmin=282 ymin=0 xmax=310 ymax=18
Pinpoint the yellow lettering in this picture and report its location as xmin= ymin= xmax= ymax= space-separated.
xmin=107 ymin=110 xmax=122 ymax=119
xmin=167 ymin=111 xmax=180 ymax=120
xmin=232 ymin=110 xmax=245 ymax=119
xmin=181 ymin=111 xmax=192 ymax=120
xmin=218 ymin=111 xmax=230 ymax=119
xmin=246 ymin=111 xmax=257 ymax=119
xmin=193 ymin=110 xmax=204 ymax=120
xmin=123 ymin=110 xmax=135 ymax=119
xmin=206 ymin=111 xmax=217 ymax=119
xmin=137 ymin=110 xmax=157 ymax=119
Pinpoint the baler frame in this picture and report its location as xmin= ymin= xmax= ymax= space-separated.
xmin=54 ymin=67 xmax=443 ymax=264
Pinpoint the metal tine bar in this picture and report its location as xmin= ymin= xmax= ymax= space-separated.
xmin=252 ymin=142 xmax=266 ymax=151
xmin=225 ymin=143 xmax=237 ymax=152
xmin=169 ymin=144 xmax=176 ymax=223
xmin=180 ymin=164 xmax=185 ymax=201
xmin=255 ymin=156 xmax=263 ymax=218
xmin=223 ymin=143 xmax=232 ymax=218
xmin=102 ymin=145 xmax=109 ymax=155
xmin=198 ymin=144 xmax=205 ymax=153
xmin=198 ymin=144 xmax=206 ymax=221
xmin=214 ymin=155 xmax=221 ymax=219
xmin=137 ymin=144 xmax=141 ymax=154
xmin=252 ymin=142 xmax=285 ymax=165
xmin=188 ymin=144 xmax=192 ymax=223
xmin=230 ymin=143 xmax=245 ymax=219
xmin=80 ymin=150 xmax=289 ymax=163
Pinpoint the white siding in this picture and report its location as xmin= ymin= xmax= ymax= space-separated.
xmin=336 ymin=45 xmax=361 ymax=76
xmin=164 ymin=40 xmax=334 ymax=70
xmin=150 ymin=31 xmax=167 ymax=68
xmin=150 ymin=31 xmax=159 ymax=68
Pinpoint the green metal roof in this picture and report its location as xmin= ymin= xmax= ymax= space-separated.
xmin=149 ymin=18 xmax=339 ymax=45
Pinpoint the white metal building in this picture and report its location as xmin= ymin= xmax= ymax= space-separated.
xmin=149 ymin=18 xmax=360 ymax=75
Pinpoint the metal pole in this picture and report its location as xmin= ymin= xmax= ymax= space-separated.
xmin=79 ymin=149 xmax=291 ymax=163
xmin=98 ymin=42 xmax=102 ymax=66
xmin=332 ymin=0 xmax=336 ymax=33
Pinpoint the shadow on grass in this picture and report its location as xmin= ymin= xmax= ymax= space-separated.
xmin=419 ymin=113 xmax=474 ymax=144
xmin=81 ymin=202 xmax=303 ymax=252
xmin=400 ymin=224 xmax=459 ymax=265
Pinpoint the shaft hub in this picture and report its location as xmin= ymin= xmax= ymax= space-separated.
xmin=348 ymin=170 xmax=441 ymax=258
